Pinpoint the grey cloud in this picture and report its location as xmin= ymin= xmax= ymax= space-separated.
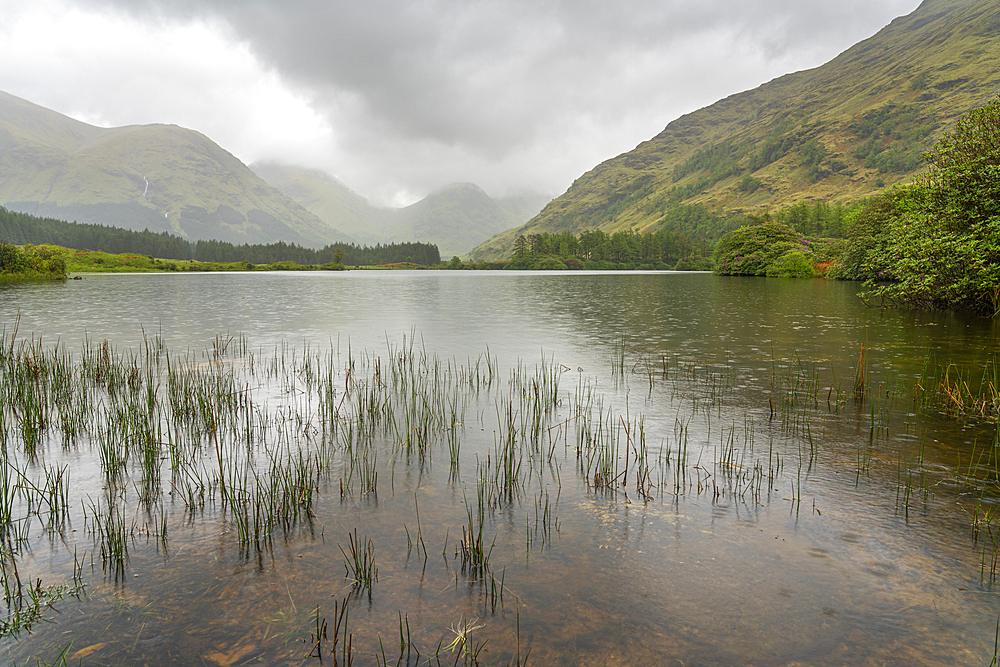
xmin=65 ymin=0 xmax=921 ymax=199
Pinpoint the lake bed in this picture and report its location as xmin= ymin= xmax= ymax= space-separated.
xmin=1 ymin=271 xmax=997 ymax=666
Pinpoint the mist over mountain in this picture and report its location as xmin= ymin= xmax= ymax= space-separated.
xmin=249 ymin=161 xmax=384 ymax=245
xmin=471 ymin=0 xmax=1000 ymax=260
xmin=0 ymin=90 xmax=550 ymax=256
xmin=251 ymin=162 xmax=550 ymax=258
xmin=0 ymin=91 xmax=352 ymax=246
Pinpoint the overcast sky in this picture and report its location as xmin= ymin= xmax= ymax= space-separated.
xmin=0 ymin=0 xmax=922 ymax=206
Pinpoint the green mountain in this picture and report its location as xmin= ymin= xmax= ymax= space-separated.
xmin=471 ymin=0 xmax=1000 ymax=260
xmin=251 ymin=162 xmax=550 ymax=257
xmin=390 ymin=183 xmax=537 ymax=258
xmin=249 ymin=161 xmax=384 ymax=246
xmin=0 ymin=91 xmax=352 ymax=246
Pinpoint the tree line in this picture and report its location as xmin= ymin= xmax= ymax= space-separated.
xmin=0 ymin=208 xmax=440 ymax=267
xmin=507 ymin=227 xmax=712 ymax=270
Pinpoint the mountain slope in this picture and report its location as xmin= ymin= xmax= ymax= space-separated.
xmin=250 ymin=161 xmax=385 ymax=245
xmin=471 ymin=0 xmax=1000 ymax=260
xmin=0 ymin=91 xmax=352 ymax=246
xmin=252 ymin=162 xmax=550 ymax=257
xmin=389 ymin=183 xmax=525 ymax=258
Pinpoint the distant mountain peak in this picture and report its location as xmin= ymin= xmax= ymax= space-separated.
xmin=0 ymin=90 xmax=353 ymax=246
xmin=251 ymin=165 xmax=552 ymax=257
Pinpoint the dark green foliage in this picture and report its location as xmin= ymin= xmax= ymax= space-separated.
xmin=673 ymin=255 xmax=713 ymax=271
xmin=854 ymin=95 xmax=1000 ymax=315
xmin=766 ymin=251 xmax=815 ymax=278
xmin=713 ymin=220 xmax=815 ymax=277
xmin=0 ymin=207 xmax=191 ymax=258
xmin=801 ymin=138 xmax=831 ymax=182
xmin=749 ymin=132 xmax=800 ymax=172
xmin=535 ymin=256 xmax=568 ymax=270
xmin=848 ymin=103 xmax=935 ymax=175
xmin=0 ymin=241 xmax=26 ymax=273
xmin=737 ymin=175 xmax=763 ymax=194
xmin=832 ymin=192 xmax=904 ymax=281
xmin=772 ymin=200 xmax=857 ymax=238
xmin=193 ymin=239 xmax=440 ymax=267
xmin=513 ymin=235 xmax=529 ymax=258
xmin=673 ymin=142 xmax=744 ymax=185
xmin=591 ymin=174 xmax=660 ymax=225
xmin=505 ymin=228 xmax=710 ymax=270
xmin=800 ymin=138 xmax=827 ymax=167
xmin=0 ymin=206 xmax=440 ymax=267
xmin=922 ymin=99 xmax=1000 ymax=230
xmin=0 ymin=242 xmax=66 ymax=279
xmin=637 ymin=202 xmax=744 ymax=241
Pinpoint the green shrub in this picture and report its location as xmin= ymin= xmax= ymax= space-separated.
xmin=536 ymin=256 xmax=568 ymax=270
xmin=674 ymin=255 xmax=713 ymax=271
xmin=766 ymin=251 xmax=816 ymax=278
xmin=714 ymin=221 xmax=812 ymax=276
xmin=855 ymin=94 xmax=1000 ymax=315
xmin=0 ymin=242 xmax=26 ymax=273
xmin=0 ymin=243 xmax=66 ymax=279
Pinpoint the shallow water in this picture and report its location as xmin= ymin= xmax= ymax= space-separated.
xmin=1 ymin=271 xmax=998 ymax=666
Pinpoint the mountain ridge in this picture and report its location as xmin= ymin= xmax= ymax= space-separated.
xmin=0 ymin=90 xmax=353 ymax=247
xmin=250 ymin=161 xmax=551 ymax=257
xmin=470 ymin=0 xmax=1000 ymax=260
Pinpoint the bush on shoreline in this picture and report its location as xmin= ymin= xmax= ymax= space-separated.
xmin=0 ymin=242 xmax=67 ymax=281
xmin=840 ymin=94 xmax=1000 ymax=316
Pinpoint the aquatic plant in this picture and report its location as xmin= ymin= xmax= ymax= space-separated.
xmin=341 ymin=529 xmax=378 ymax=600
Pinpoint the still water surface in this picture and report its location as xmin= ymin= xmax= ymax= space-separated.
xmin=1 ymin=271 xmax=998 ymax=666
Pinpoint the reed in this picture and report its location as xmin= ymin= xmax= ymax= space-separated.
xmin=85 ymin=495 xmax=134 ymax=582
xmin=854 ymin=337 xmax=869 ymax=401
xmin=459 ymin=499 xmax=495 ymax=579
xmin=308 ymin=597 xmax=352 ymax=664
xmin=340 ymin=529 xmax=378 ymax=600
xmin=4 ymin=325 xmax=1000 ymax=662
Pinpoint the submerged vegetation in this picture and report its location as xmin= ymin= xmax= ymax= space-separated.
xmin=0 ymin=313 xmax=999 ymax=663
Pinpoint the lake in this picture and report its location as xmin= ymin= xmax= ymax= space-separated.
xmin=1 ymin=270 xmax=998 ymax=666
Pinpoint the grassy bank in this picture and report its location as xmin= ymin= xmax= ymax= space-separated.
xmin=0 ymin=244 xmax=349 ymax=276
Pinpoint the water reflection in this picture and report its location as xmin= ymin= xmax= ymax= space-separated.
xmin=0 ymin=272 xmax=997 ymax=666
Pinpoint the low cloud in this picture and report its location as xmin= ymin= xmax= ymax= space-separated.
xmin=0 ymin=0 xmax=921 ymax=204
